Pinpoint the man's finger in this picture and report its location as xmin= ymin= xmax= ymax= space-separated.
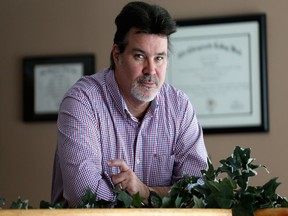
xmin=107 ymin=159 xmax=130 ymax=172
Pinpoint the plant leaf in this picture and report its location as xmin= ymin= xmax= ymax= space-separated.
xmin=114 ymin=190 xmax=133 ymax=208
xmin=150 ymin=192 xmax=162 ymax=208
xmin=192 ymin=195 xmax=204 ymax=208
xmin=10 ymin=197 xmax=32 ymax=209
xmin=131 ymin=192 xmax=145 ymax=208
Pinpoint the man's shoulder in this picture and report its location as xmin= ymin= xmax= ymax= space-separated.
xmin=160 ymin=83 xmax=189 ymax=102
xmin=65 ymin=68 xmax=111 ymax=99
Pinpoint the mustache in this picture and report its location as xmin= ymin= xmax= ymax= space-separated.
xmin=137 ymin=75 xmax=159 ymax=86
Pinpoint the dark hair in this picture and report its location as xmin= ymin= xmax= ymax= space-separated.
xmin=110 ymin=1 xmax=177 ymax=69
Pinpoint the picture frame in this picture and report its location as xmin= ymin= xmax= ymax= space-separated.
xmin=23 ymin=54 xmax=95 ymax=122
xmin=167 ymin=14 xmax=269 ymax=133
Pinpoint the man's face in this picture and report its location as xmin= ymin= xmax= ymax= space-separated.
xmin=113 ymin=28 xmax=168 ymax=104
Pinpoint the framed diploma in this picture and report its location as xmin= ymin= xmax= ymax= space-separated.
xmin=167 ymin=14 xmax=269 ymax=133
xmin=23 ymin=54 xmax=95 ymax=122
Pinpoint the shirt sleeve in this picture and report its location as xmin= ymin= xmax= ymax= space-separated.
xmin=56 ymin=90 xmax=115 ymax=207
xmin=172 ymin=98 xmax=208 ymax=183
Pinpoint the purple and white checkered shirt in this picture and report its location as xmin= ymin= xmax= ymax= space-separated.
xmin=51 ymin=68 xmax=208 ymax=207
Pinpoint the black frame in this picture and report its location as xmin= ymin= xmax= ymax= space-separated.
xmin=168 ymin=14 xmax=268 ymax=133
xmin=23 ymin=54 xmax=95 ymax=122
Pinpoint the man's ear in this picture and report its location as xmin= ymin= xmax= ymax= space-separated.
xmin=112 ymin=44 xmax=120 ymax=64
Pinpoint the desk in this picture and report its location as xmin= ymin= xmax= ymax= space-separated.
xmin=0 ymin=208 xmax=232 ymax=216
xmin=1 ymin=208 xmax=288 ymax=216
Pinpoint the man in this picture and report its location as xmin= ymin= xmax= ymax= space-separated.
xmin=51 ymin=1 xmax=208 ymax=207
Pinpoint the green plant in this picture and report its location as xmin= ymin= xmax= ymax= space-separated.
xmin=160 ymin=146 xmax=288 ymax=216
xmin=0 ymin=197 xmax=5 ymax=209
xmin=35 ymin=189 xmax=146 ymax=209
xmin=1 ymin=146 xmax=287 ymax=216
xmin=9 ymin=197 xmax=32 ymax=209
xmin=76 ymin=188 xmax=146 ymax=208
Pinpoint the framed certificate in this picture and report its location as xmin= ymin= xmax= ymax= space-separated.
xmin=23 ymin=54 xmax=95 ymax=122
xmin=167 ymin=14 xmax=268 ymax=133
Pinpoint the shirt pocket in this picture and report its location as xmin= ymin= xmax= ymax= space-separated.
xmin=149 ymin=154 xmax=175 ymax=186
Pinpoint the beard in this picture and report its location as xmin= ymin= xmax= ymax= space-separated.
xmin=131 ymin=75 xmax=160 ymax=102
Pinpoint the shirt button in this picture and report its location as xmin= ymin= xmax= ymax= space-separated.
xmin=136 ymin=159 xmax=140 ymax=164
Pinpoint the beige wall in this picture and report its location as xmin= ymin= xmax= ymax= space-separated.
xmin=1 ymin=0 xmax=287 ymax=208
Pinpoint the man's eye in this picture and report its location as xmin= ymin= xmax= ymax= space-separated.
xmin=156 ymin=56 xmax=164 ymax=61
xmin=135 ymin=54 xmax=145 ymax=60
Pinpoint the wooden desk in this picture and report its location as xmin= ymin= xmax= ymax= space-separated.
xmin=0 ymin=208 xmax=232 ymax=216
xmin=1 ymin=208 xmax=288 ymax=216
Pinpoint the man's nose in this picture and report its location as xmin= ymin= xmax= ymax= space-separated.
xmin=143 ymin=59 xmax=156 ymax=75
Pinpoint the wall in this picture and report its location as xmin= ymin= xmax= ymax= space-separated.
xmin=1 ymin=0 xmax=288 ymax=208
